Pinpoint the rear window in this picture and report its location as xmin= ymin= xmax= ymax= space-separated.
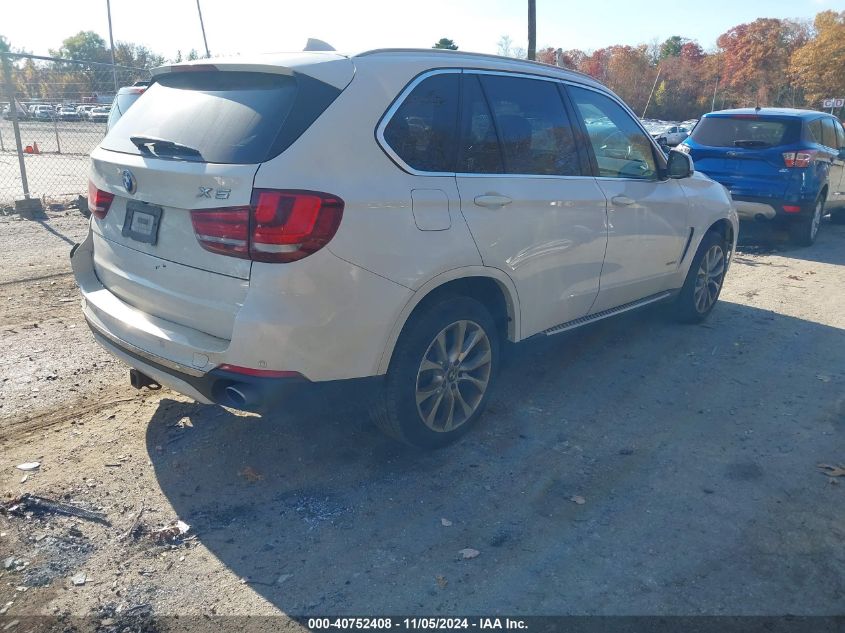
xmin=102 ymin=71 xmax=339 ymax=164
xmin=690 ymin=116 xmax=800 ymax=148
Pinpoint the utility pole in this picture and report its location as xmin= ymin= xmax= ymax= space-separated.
xmin=527 ymin=0 xmax=536 ymax=60
xmin=196 ymin=0 xmax=211 ymax=58
xmin=106 ymin=0 xmax=118 ymax=92
xmin=641 ymin=67 xmax=661 ymax=118
xmin=711 ymin=76 xmax=719 ymax=112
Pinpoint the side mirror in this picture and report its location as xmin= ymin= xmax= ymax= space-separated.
xmin=667 ymin=149 xmax=694 ymax=179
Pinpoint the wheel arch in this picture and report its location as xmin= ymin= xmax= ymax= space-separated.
xmin=376 ymin=267 xmax=521 ymax=375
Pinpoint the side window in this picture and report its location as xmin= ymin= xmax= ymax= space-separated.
xmin=821 ymin=118 xmax=837 ymax=149
xmin=835 ymin=120 xmax=845 ymax=149
xmin=566 ymin=85 xmax=658 ymax=180
xmin=383 ymin=73 xmax=459 ymax=172
xmin=807 ymin=118 xmax=823 ymax=144
xmin=476 ymin=74 xmax=582 ymax=176
xmin=458 ymin=74 xmax=504 ymax=174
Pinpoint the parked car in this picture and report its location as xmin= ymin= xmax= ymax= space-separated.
xmin=653 ymin=125 xmax=690 ymax=147
xmin=679 ymin=108 xmax=845 ymax=245
xmin=88 ymin=106 xmax=111 ymax=123
xmin=77 ymin=104 xmax=97 ymax=120
xmin=58 ymin=106 xmax=81 ymax=121
xmin=31 ymin=105 xmax=55 ymax=120
xmin=73 ymin=50 xmax=737 ymax=447
xmin=106 ymin=82 xmax=148 ymax=130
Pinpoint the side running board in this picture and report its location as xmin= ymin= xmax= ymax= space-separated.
xmin=543 ymin=292 xmax=673 ymax=336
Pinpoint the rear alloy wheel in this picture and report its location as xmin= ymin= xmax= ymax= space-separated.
xmin=790 ymin=196 xmax=824 ymax=246
xmin=372 ymin=296 xmax=499 ymax=448
xmin=674 ymin=230 xmax=728 ymax=323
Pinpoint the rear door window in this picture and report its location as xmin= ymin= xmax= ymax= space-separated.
xmin=835 ymin=119 xmax=845 ymax=149
xmin=477 ymin=74 xmax=582 ymax=176
xmin=821 ymin=118 xmax=837 ymax=149
xmin=458 ymin=74 xmax=504 ymax=174
xmin=102 ymin=71 xmax=338 ymax=164
xmin=382 ymin=72 xmax=460 ymax=173
xmin=691 ymin=116 xmax=800 ymax=148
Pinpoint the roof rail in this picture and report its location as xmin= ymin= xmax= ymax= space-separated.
xmin=352 ymin=48 xmax=600 ymax=84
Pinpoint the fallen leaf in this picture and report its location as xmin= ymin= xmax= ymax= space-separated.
xmin=435 ymin=575 xmax=448 ymax=588
xmin=787 ymin=275 xmax=803 ymax=281
xmin=16 ymin=462 xmax=40 ymax=472
xmin=817 ymin=463 xmax=845 ymax=477
xmin=570 ymin=495 xmax=586 ymax=505
xmin=458 ymin=548 xmax=480 ymax=560
xmin=440 ymin=518 xmax=452 ymax=527
xmin=239 ymin=466 xmax=263 ymax=482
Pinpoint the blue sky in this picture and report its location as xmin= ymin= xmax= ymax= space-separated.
xmin=4 ymin=0 xmax=842 ymax=61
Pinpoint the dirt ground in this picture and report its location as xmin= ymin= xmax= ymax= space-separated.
xmin=0 ymin=211 xmax=843 ymax=627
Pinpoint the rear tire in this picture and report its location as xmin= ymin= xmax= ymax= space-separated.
xmin=789 ymin=196 xmax=824 ymax=246
xmin=371 ymin=296 xmax=499 ymax=448
xmin=673 ymin=230 xmax=728 ymax=324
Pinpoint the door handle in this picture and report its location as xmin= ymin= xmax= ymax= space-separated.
xmin=474 ymin=194 xmax=513 ymax=208
xmin=611 ymin=195 xmax=636 ymax=207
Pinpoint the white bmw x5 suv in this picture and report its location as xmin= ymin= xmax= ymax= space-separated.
xmin=72 ymin=49 xmax=738 ymax=447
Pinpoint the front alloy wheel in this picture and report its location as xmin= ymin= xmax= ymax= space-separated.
xmin=693 ymin=244 xmax=726 ymax=314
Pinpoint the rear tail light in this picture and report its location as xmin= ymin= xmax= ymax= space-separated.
xmin=190 ymin=190 xmax=344 ymax=263
xmin=88 ymin=181 xmax=115 ymax=219
xmin=782 ymin=150 xmax=817 ymax=168
xmin=783 ymin=205 xmax=802 ymax=213
xmin=190 ymin=207 xmax=249 ymax=257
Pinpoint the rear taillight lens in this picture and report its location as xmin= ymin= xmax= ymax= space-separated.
xmin=250 ymin=190 xmax=344 ymax=263
xmin=190 ymin=190 xmax=344 ymax=263
xmin=190 ymin=207 xmax=250 ymax=258
xmin=88 ymin=180 xmax=114 ymax=219
xmin=782 ymin=150 xmax=817 ymax=168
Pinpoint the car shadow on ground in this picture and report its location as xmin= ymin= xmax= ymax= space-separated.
xmin=145 ymin=299 xmax=845 ymax=615
xmin=735 ymin=218 xmax=845 ymax=267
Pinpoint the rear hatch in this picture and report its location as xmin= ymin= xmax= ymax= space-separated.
xmin=90 ymin=57 xmax=353 ymax=340
xmin=687 ymin=114 xmax=801 ymax=199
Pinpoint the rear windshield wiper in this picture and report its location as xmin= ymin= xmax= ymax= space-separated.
xmin=130 ymin=135 xmax=203 ymax=159
xmin=733 ymin=139 xmax=772 ymax=149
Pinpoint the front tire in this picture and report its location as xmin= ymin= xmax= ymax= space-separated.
xmin=789 ymin=196 xmax=824 ymax=246
xmin=372 ymin=296 xmax=499 ymax=448
xmin=673 ymin=230 xmax=728 ymax=324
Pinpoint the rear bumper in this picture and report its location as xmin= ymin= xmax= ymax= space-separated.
xmin=90 ymin=328 xmax=307 ymax=410
xmin=732 ymin=195 xmax=815 ymax=222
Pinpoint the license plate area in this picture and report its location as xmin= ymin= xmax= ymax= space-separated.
xmin=122 ymin=201 xmax=163 ymax=245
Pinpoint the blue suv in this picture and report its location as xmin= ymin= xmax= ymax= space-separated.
xmin=679 ymin=108 xmax=845 ymax=245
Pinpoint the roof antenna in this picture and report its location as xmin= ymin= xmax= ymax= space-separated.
xmin=304 ymin=38 xmax=336 ymax=52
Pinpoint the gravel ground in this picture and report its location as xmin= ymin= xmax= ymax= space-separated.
xmin=0 ymin=211 xmax=843 ymax=625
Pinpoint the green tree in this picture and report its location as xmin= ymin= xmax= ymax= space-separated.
xmin=50 ymin=31 xmax=110 ymax=63
xmin=659 ymin=36 xmax=687 ymax=60
xmin=433 ymin=38 xmax=458 ymax=50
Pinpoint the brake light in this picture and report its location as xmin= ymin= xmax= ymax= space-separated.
xmin=783 ymin=150 xmax=817 ymax=168
xmin=189 ymin=207 xmax=249 ymax=258
xmin=88 ymin=181 xmax=114 ymax=219
xmin=250 ymin=190 xmax=344 ymax=263
xmin=783 ymin=205 xmax=802 ymax=213
xmin=191 ymin=190 xmax=344 ymax=263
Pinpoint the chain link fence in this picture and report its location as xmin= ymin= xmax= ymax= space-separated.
xmin=1 ymin=52 xmax=151 ymax=209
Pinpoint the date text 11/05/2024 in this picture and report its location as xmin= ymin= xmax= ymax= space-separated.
xmin=307 ymin=618 xmax=528 ymax=630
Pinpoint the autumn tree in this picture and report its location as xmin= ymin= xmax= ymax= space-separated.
xmin=790 ymin=10 xmax=845 ymax=108
xmin=715 ymin=18 xmax=809 ymax=107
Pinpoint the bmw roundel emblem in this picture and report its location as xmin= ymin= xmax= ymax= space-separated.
xmin=121 ymin=169 xmax=136 ymax=194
